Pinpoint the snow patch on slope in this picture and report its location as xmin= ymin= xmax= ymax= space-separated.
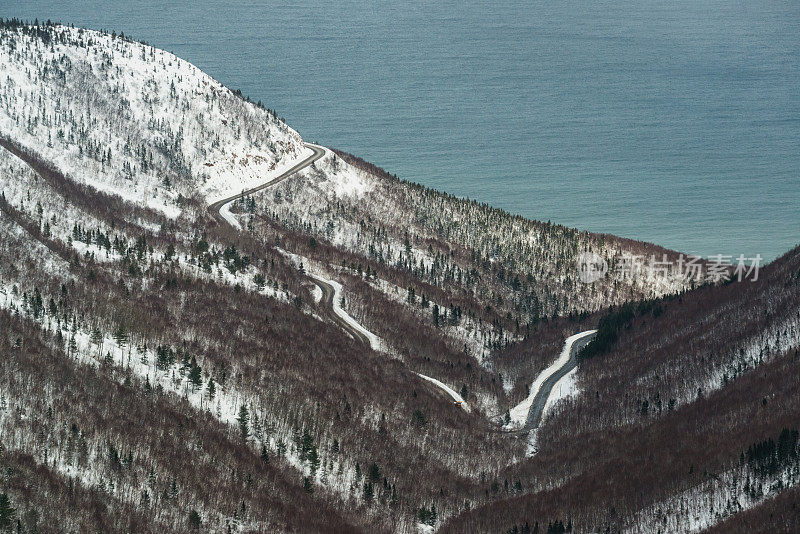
xmin=205 ymin=145 xmax=314 ymax=207
xmin=253 ymin=149 xmax=377 ymax=251
xmin=416 ymin=373 xmax=471 ymax=412
xmin=628 ymin=460 xmax=800 ymax=533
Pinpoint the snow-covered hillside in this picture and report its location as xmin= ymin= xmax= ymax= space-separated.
xmin=237 ymin=145 xmax=692 ymax=328
xmin=0 ymin=22 xmax=307 ymax=217
xmin=4 ymin=19 xmax=799 ymax=534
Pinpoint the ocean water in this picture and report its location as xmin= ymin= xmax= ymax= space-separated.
xmin=4 ymin=0 xmax=799 ymax=261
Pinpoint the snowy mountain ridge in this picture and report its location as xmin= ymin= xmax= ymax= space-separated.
xmin=0 ymin=22 xmax=307 ymax=217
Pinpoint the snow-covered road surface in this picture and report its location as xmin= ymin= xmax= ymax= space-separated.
xmin=308 ymin=274 xmax=382 ymax=350
xmin=508 ymin=330 xmax=597 ymax=431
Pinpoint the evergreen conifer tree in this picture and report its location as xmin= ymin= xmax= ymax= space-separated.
xmin=0 ymin=494 xmax=14 ymax=531
xmin=237 ymin=405 xmax=250 ymax=439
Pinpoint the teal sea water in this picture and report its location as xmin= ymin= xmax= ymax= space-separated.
xmin=4 ymin=1 xmax=799 ymax=261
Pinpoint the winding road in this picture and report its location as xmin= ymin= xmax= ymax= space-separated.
xmin=209 ymin=143 xmax=374 ymax=348
xmin=209 ymin=143 xmax=325 ymax=218
xmin=210 ymin=142 xmax=593 ymax=424
xmin=308 ymin=275 xmax=373 ymax=347
xmin=522 ymin=330 xmax=596 ymax=432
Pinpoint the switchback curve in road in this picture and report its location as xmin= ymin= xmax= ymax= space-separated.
xmin=308 ymin=274 xmax=373 ymax=347
xmin=210 ymin=143 xmax=374 ymax=349
xmin=209 ymin=143 xmax=325 ymax=217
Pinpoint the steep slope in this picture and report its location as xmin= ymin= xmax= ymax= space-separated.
xmin=246 ymin=147 xmax=692 ymax=320
xmin=0 ymin=134 xmax=526 ymax=532
xmin=0 ymin=20 xmax=307 ymax=217
xmin=0 ymin=308 xmax=360 ymax=533
xmin=439 ymin=246 xmax=800 ymax=532
xmin=0 ymin=21 xmax=525 ymax=532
